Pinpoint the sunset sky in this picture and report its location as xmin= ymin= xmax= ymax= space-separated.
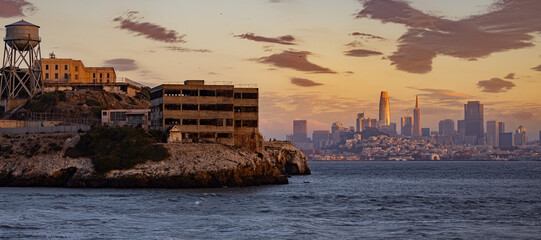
xmin=1 ymin=0 xmax=540 ymax=140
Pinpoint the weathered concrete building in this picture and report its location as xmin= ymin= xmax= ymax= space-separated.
xmin=150 ymin=80 xmax=259 ymax=146
xmin=101 ymin=109 xmax=150 ymax=130
xmin=40 ymin=54 xmax=142 ymax=96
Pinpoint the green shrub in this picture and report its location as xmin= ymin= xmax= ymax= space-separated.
xmin=92 ymin=105 xmax=108 ymax=118
xmin=112 ymin=93 xmax=123 ymax=101
xmin=25 ymin=91 xmax=67 ymax=112
xmin=148 ymin=129 xmax=168 ymax=143
xmin=65 ymin=126 xmax=169 ymax=174
xmin=85 ymin=99 xmax=101 ymax=106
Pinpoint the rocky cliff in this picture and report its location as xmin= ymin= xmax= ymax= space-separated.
xmin=0 ymin=134 xmax=309 ymax=188
xmin=265 ymin=141 xmax=311 ymax=175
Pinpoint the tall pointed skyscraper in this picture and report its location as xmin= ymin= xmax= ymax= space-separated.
xmin=378 ymin=91 xmax=390 ymax=127
xmin=412 ymin=96 xmax=422 ymax=138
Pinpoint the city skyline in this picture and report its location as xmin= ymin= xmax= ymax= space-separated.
xmin=2 ymin=0 xmax=540 ymax=140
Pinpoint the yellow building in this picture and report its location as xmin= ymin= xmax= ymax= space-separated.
xmin=41 ymin=53 xmax=116 ymax=84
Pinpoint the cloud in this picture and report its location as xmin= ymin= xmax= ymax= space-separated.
xmin=512 ymin=111 xmax=534 ymax=119
xmin=113 ymin=11 xmax=186 ymax=43
xmin=477 ymin=78 xmax=516 ymax=93
xmin=103 ymin=58 xmax=138 ymax=71
xmin=344 ymin=49 xmax=383 ymax=57
xmin=254 ymin=50 xmax=336 ymax=73
xmin=532 ymin=64 xmax=541 ymax=71
xmin=504 ymin=73 xmax=516 ymax=79
xmin=357 ymin=0 xmax=541 ymax=74
xmin=350 ymin=32 xmax=385 ymax=40
xmin=164 ymin=46 xmax=212 ymax=53
xmin=411 ymin=88 xmax=473 ymax=107
xmin=290 ymin=77 xmax=323 ymax=87
xmin=234 ymin=33 xmax=296 ymax=45
xmin=0 ymin=0 xmax=35 ymax=18
xmin=345 ymin=40 xmax=363 ymax=48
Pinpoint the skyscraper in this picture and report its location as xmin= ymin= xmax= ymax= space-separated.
xmin=486 ymin=120 xmax=499 ymax=147
xmin=539 ymin=130 xmax=541 ymax=145
xmin=292 ymin=120 xmax=308 ymax=143
xmin=498 ymin=122 xmax=505 ymax=134
xmin=499 ymin=132 xmax=514 ymax=148
xmin=312 ymin=130 xmax=330 ymax=149
xmin=412 ymin=96 xmax=422 ymax=138
xmin=439 ymin=119 xmax=455 ymax=136
xmin=514 ymin=126 xmax=527 ymax=146
xmin=378 ymin=91 xmax=390 ymax=127
xmin=464 ymin=101 xmax=484 ymax=145
xmin=400 ymin=115 xmax=413 ymax=136
xmin=331 ymin=122 xmax=345 ymax=144
xmin=355 ymin=113 xmax=365 ymax=132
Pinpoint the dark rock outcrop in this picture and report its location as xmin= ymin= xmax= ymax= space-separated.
xmin=265 ymin=141 xmax=311 ymax=176
xmin=0 ymin=134 xmax=311 ymax=188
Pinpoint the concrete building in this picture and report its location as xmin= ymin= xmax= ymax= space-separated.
xmin=499 ymin=132 xmax=514 ymax=148
xmin=312 ymin=130 xmax=331 ymax=149
xmin=412 ymin=96 xmax=422 ymax=138
xmin=149 ymin=80 xmax=258 ymax=146
xmin=486 ymin=120 xmax=499 ymax=147
xmin=439 ymin=119 xmax=455 ymax=136
xmin=378 ymin=91 xmax=390 ymax=127
xmin=401 ymin=115 xmax=413 ymax=137
xmin=514 ymin=126 xmax=527 ymax=146
xmin=331 ymin=122 xmax=345 ymax=144
xmin=464 ymin=101 xmax=484 ymax=145
xmin=41 ymin=54 xmax=142 ymax=96
xmin=42 ymin=53 xmax=116 ymax=85
xmin=101 ymin=109 xmax=150 ymax=130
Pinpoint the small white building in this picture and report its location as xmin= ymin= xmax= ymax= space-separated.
xmin=167 ymin=125 xmax=182 ymax=143
xmin=101 ymin=109 xmax=150 ymax=130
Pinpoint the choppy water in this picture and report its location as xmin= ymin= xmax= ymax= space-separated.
xmin=1 ymin=161 xmax=541 ymax=239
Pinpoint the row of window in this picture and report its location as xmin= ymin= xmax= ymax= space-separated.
xmin=163 ymin=104 xmax=256 ymax=112
xmin=45 ymin=64 xmax=76 ymax=71
xmin=182 ymin=132 xmax=233 ymax=139
xmin=164 ymin=119 xmax=257 ymax=127
xmin=157 ymin=89 xmax=257 ymax=99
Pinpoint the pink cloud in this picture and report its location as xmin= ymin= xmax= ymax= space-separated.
xmin=255 ymin=50 xmax=336 ymax=73
xmin=0 ymin=0 xmax=35 ymax=18
xmin=235 ymin=33 xmax=296 ymax=45
xmin=114 ymin=11 xmax=186 ymax=43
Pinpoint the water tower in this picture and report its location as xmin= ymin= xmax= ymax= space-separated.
xmin=0 ymin=19 xmax=42 ymax=112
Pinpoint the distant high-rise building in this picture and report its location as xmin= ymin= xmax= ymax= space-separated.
xmin=412 ymin=96 xmax=422 ymax=138
xmin=439 ymin=119 xmax=455 ymax=136
xmin=422 ymin=128 xmax=430 ymax=137
xmin=370 ymin=119 xmax=378 ymax=129
xmin=486 ymin=120 xmax=499 ymax=147
xmin=312 ymin=130 xmax=330 ymax=149
xmin=378 ymin=91 xmax=390 ymax=127
xmin=514 ymin=126 xmax=527 ymax=146
xmin=464 ymin=101 xmax=484 ymax=145
xmin=539 ymin=130 xmax=541 ymax=145
xmin=355 ymin=113 xmax=365 ymax=132
xmin=499 ymin=132 xmax=514 ymax=148
xmin=292 ymin=120 xmax=308 ymax=143
xmin=457 ymin=119 xmax=466 ymax=144
xmin=498 ymin=122 xmax=505 ymax=134
xmin=331 ymin=122 xmax=345 ymax=144
xmin=401 ymin=115 xmax=413 ymax=136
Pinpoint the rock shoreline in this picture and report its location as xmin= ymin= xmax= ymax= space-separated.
xmin=0 ymin=134 xmax=309 ymax=188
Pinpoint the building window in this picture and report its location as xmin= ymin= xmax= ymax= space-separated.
xmin=55 ymin=73 xmax=58 ymax=79
xmin=164 ymin=104 xmax=181 ymax=110
xmin=75 ymin=74 xmax=78 ymax=80
xmin=165 ymin=118 xmax=180 ymax=125
xmin=217 ymin=133 xmax=232 ymax=138
xmin=182 ymin=119 xmax=198 ymax=125
xmin=199 ymin=90 xmax=216 ymax=96
xmin=199 ymin=104 xmax=216 ymax=111
xmin=45 ymin=65 xmax=49 ymax=70
xmin=93 ymin=73 xmax=96 ymax=78
xmin=242 ymin=120 xmax=258 ymax=127
xmin=226 ymin=119 xmax=233 ymax=126
xmin=181 ymin=89 xmax=198 ymax=96
xmin=45 ymin=73 xmax=49 ymax=79
xmin=216 ymin=90 xmax=233 ymax=97
xmin=182 ymin=104 xmax=198 ymax=111
xmin=164 ymin=89 xmax=181 ymax=96
xmin=234 ymin=93 xmax=242 ymax=99
xmin=55 ymin=65 xmax=58 ymax=70
xmin=107 ymin=73 xmax=110 ymax=78
xmin=100 ymin=73 xmax=102 ymax=79
xmin=242 ymin=106 xmax=258 ymax=112
xmin=64 ymin=73 xmax=68 ymax=80
xmin=110 ymin=112 xmax=127 ymax=122
xmin=216 ymin=104 xmax=233 ymax=111
xmin=102 ymin=111 xmax=107 ymax=116
xmin=75 ymin=66 xmax=78 ymax=72
xmin=242 ymin=93 xmax=258 ymax=99
xmin=64 ymin=65 xmax=68 ymax=70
